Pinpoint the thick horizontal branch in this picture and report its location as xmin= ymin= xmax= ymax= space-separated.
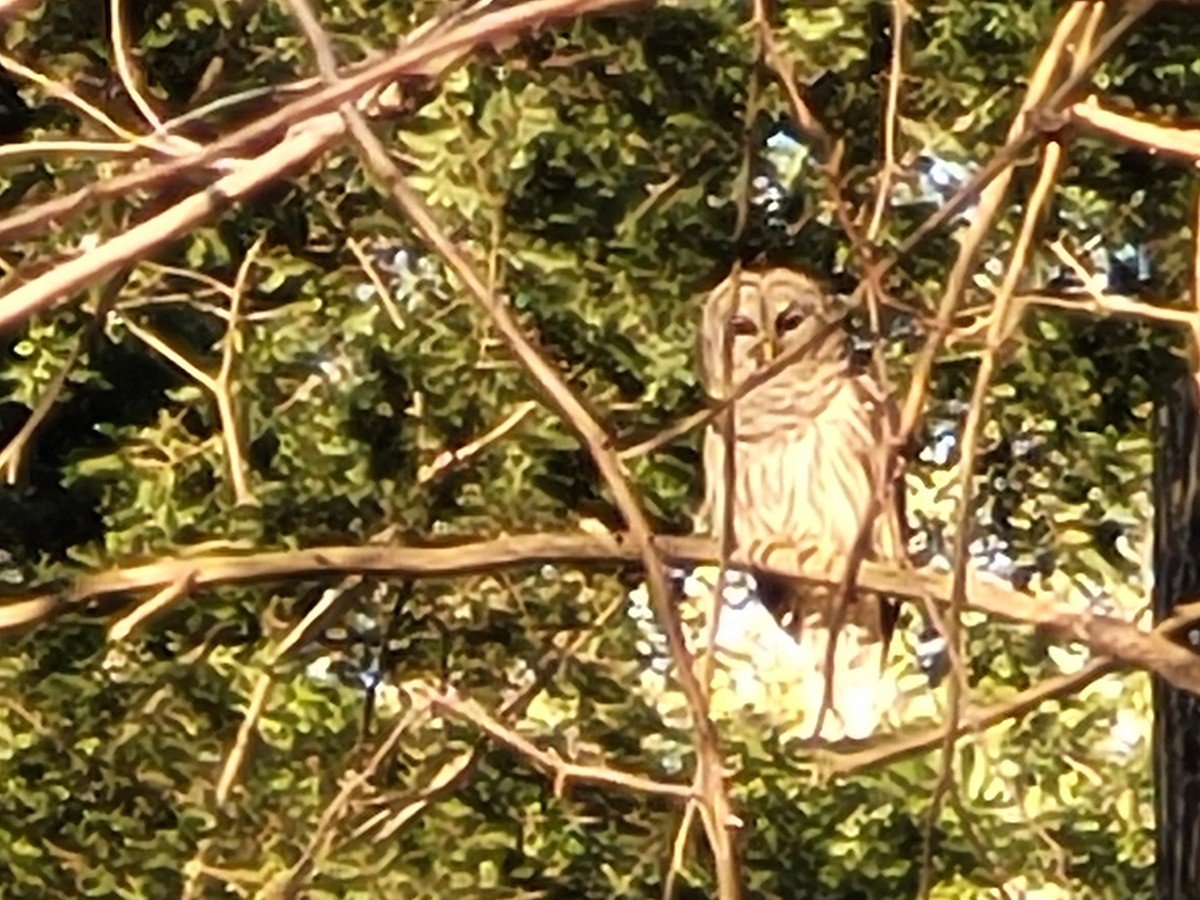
xmin=1018 ymin=291 xmax=1199 ymax=328
xmin=3 ymin=531 xmax=1198 ymax=694
xmin=1065 ymin=96 xmax=1200 ymax=161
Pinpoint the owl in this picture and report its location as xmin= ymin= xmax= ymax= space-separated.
xmin=697 ymin=267 xmax=907 ymax=738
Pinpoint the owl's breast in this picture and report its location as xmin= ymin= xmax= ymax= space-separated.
xmin=727 ymin=379 xmax=882 ymax=572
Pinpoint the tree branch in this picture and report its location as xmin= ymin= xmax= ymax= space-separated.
xmin=300 ymin=30 xmax=741 ymax=900
xmin=1066 ymin=94 xmax=1200 ymax=160
xmin=826 ymin=658 xmax=1118 ymax=776
xmin=0 ymin=0 xmax=645 ymax=332
xmin=5 ymin=532 xmax=1199 ymax=694
xmin=415 ymin=682 xmax=694 ymax=800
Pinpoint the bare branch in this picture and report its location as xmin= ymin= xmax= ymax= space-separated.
xmin=346 ymin=236 xmax=408 ymax=333
xmin=275 ymin=2 xmax=742 ymax=889
xmin=213 ymin=238 xmax=263 ymax=506
xmin=916 ymin=6 xmax=1114 ymax=886
xmin=866 ymin=0 xmax=907 ymax=243
xmin=1067 ymin=94 xmax=1200 ymax=160
xmin=897 ymin=1 xmax=1092 ymax=448
xmin=113 ymin=240 xmax=261 ymax=507
xmin=107 ymin=570 xmax=195 ymax=642
xmin=183 ymin=671 xmax=277 ymax=898
xmin=109 ymin=0 xmax=174 ymax=137
xmin=0 ymin=52 xmax=147 ymax=147
xmin=0 ymin=270 xmax=129 ymax=483
xmin=280 ymin=536 xmax=638 ymax=891
xmin=889 ymin=3 xmax=1150 ymax=267
xmin=415 ymin=682 xmax=694 ymax=800
xmin=215 ymin=672 xmax=275 ymax=806
xmin=918 ymin=113 xmax=1070 ymax=900
xmin=0 ymin=117 xmax=341 ymax=332
xmin=827 ymin=659 xmax=1117 ymax=776
xmin=5 ymin=533 xmax=1200 ymax=694
xmin=269 ymin=703 xmax=428 ymax=895
xmin=0 ymin=0 xmax=646 ymax=331
xmin=417 ymin=401 xmax=538 ymax=484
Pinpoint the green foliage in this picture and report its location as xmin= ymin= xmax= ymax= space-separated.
xmin=0 ymin=0 xmax=1188 ymax=896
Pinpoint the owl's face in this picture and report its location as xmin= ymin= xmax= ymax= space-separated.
xmin=699 ymin=268 xmax=843 ymax=397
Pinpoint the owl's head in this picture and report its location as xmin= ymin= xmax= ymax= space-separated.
xmin=698 ymin=267 xmax=848 ymax=397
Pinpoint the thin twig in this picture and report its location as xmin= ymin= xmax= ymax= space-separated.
xmin=417 ymin=401 xmax=538 ymax=484
xmin=141 ymin=261 xmax=236 ymax=300
xmin=109 ymin=0 xmax=173 ymax=136
xmin=115 ymin=239 xmax=263 ymax=506
xmin=417 ymin=683 xmax=694 ymax=799
xmin=346 ymin=236 xmax=408 ymax=332
xmin=183 ymin=671 xmax=276 ymax=899
xmin=270 ymin=703 xmax=428 ymax=895
xmin=0 ymin=329 xmax=89 ymax=484
xmin=1067 ymin=94 xmax=1200 ymax=160
xmin=663 ymin=800 xmax=700 ymax=900
xmin=917 ymin=2 xmax=1101 ymax=882
xmin=214 ymin=238 xmax=263 ymax=506
xmin=215 ymin=671 xmax=275 ymax=805
xmin=0 ymin=140 xmax=140 ymax=163
xmin=866 ymin=0 xmax=906 ymax=243
xmin=0 ymin=52 xmax=145 ymax=146
xmin=117 ymin=315 xmax=213 ymax=386
xmin=0 ymin=270 xmax=129 ymax=482
xmin=1018 ymin=290 xmax=1200 ymax=328
xmin=827 ymin=658 xmax=1117 ymax=776
xmin=107 ymin=570 xmax=195 ymax=641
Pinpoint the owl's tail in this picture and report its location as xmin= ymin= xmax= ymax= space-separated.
xmin=757 ymin=573 xmax=900 ymax=740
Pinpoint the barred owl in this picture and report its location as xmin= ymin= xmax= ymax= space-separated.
xmin=697 ymin=267 xmax=906 ymax=738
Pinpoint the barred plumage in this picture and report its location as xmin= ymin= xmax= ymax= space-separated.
xmin=697 ymin=267 xmax=905 ymax=738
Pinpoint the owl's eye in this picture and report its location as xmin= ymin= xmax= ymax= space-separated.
xmin=728 ymin=314 xmax=758 ymax=336
xmin=775 ymin=302 xmax=806 ymax=333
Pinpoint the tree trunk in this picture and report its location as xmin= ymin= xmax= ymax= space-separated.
xmin=1154 ymin=375 xmax=1200 ymax=899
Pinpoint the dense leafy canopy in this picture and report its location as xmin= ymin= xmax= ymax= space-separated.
xmin=2 ymin=0 xmax=1197 ymax=896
